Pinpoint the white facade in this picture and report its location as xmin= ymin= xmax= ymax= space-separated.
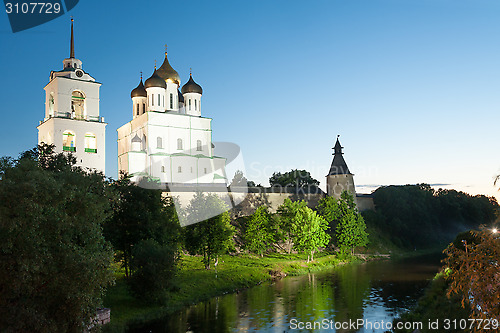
xmin=117 ymin=52 xmax=226 ymax=184
xmin=37 ymin=20 xmax=106 ymax=173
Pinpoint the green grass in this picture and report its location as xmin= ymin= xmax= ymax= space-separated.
xmin=102 ymin=252 xmax=357 ymax=332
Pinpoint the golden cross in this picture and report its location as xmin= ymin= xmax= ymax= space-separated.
xmin=154 ymin=60 xmax=157 ymax=70
xmin=140 ymin=71 xmax=142 ymax=79
xmin=164 ymin=44 xmax=168 ymax=53
xmin=190 ymin=67 xmax=192 ymax=76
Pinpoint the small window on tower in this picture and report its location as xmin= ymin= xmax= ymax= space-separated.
xmin=143 ymin=103 xmax=146 ymax=114
xmin=161 ymin=166 xmax=165 ymax=173
xmin=197 ymin=140 xmax=202 ymax=151
xmin=158 ymin=94 xmax=160 ymax=107
xmin=178 ymin=166 xmax=182 ymax=173
xmin=136 ymin=103 xmax=139 ymax=116
xmin=204 ymin=168 xmax=207 ymax=174
xmin=48 ymin=93 xmax=55 ymax=116
xmin=195 ymin=99 xmax=197 ymax=111
xmin=152 ymin=94 xmax=154 ymax=106
xmin=177 ymin=138 xmax=183 ymax=150
xmin=157 ymin=137 xmax=162 ymax=149
xmin=189 ymin=99 xmax=191 ymax=111
xmin=63 ymin=130 xmax=76 ymax=152
xmin=85 ymin=133 xmax=97 ymax=153
xmin=170 ymin=93 xmax=173 ymax=109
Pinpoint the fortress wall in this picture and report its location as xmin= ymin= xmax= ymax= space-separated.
xmin=164 ymin=189 xmax=374 ymax=218
xmin=355 ymin=195 xmax=375 ymax=212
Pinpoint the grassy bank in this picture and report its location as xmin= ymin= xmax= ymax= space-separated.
xmin=102 ymin=252 xmax=373 ymax=332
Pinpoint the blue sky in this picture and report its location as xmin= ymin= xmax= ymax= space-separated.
xmin=1 ymin=0 xmax=500 ymax=199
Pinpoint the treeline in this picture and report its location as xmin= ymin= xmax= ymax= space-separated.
xmin=363 ymin=184 xmax=499 ymax=248
xmin=0 ymin=145 xmax=369 ymax=332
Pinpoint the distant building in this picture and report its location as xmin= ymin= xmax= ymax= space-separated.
xmin=117 ymin=49 xmax=226 ymax=184
xmin=326 ymin=136 xmax=356 ymax=198
xmin=326 ymin=136 xmax=374 ymax=211
xmin=37 ymin=19 xmax=106 ymax=173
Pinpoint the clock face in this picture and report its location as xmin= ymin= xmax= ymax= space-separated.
xmin=76 ymin=70 xmax=84 ymax=78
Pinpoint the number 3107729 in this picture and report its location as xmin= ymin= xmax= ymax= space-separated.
xmin=5 ymin=2 xmax=61 ymax=14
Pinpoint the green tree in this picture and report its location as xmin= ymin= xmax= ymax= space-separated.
xmin=104 ymin=175 xmax=181 ymax=278
xmin=184 ymin=193 xmax=234 ymax=269
xmin=128 ymin=238 xmax=179 ymax=304
xmin=290 ymin=207 xmax=330 ymax=262
xmin=276 ymin=198 xmax=308 ymax=253
xmin=269 ymin=169 xmax=320 ymax=188
xmin=276 ymin=198 xmax=330 ymax=261
xmin=0 ymin=144 xmax=115 ymax=333
xmin=245 ymin=206 xmax=275 ymax=256
xmin=318 ymin=191 xmax=368 ymax=255
xmin=336 ymin=209 xmax=369 ymax=255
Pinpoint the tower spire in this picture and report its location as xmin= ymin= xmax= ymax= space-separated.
xmin=70 ymin=17 xmax=75 ymax=59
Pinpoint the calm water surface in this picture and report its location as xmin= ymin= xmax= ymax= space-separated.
xmin=129 ymin=253 xmax=442 ymax=333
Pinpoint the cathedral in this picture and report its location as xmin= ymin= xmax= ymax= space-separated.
xmin=117 ymin=49 xmax=227 ymax=184
xmin=37 ymin=19 xmax=106 ymax=173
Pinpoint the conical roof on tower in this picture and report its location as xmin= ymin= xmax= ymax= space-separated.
xmin=328 ymin=136 xmax=352 ymax=175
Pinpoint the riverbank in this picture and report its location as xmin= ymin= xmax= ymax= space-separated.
xmin=102 ymin=252 xmax=382 ymax=332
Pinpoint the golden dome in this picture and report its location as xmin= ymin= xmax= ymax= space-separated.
xmin=156 ymin=52 xmax=181 ymax=85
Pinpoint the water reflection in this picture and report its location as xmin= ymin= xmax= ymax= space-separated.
xmin=128 ymin=254 xmax=442 ymax=333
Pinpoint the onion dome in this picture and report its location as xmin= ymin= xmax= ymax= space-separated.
xmin=181 ymin=74 xmax=203 ymax=95
xmin=177 ymin=89 xmax=184 ymax=103
xmin=131 ymin=78 xmax=147 ymax=98
xmin=156 ymin=52 xmax=181 ymax=85
xmin=144 ymin=69 xmax=166 ymax=89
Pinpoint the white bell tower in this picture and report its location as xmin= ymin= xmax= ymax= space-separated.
xmin=37 ymin=19 xmax=106 ymax=173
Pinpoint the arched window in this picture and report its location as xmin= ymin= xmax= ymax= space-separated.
xmin=177 ymin=138 xmax=183 ymax=150
xmin=189 ymin=99 xmax=191 ymax=111
xmin=157 ymin=137 xmax=162 ymax=149
xmin=152 ymin=94 xmax=154 ymax=106
xmin=196 ymin=140 xmax=202 ymax=151
xmin=204 ymin=168 xmax=207 ymax=174
xmin=170 ymin=93 xmax=173 ymax=109
xmin=71 ymin=91 xmax=85 ymax=119
xmin=143 ymin=103 xmax=146 ymax=114
xmin=63 ymin=130 xmax=76 ymax=152
xmin=48 ymin=93 xmax=54 ymax=116
xmin=195 ymin=99 xmax=197 ymax=111
xmin=158 ymin=94 xmax=160 ymax=107
xmin=178 ymin=166 xmax=182 ymax=173
xmin=161 ymin=166 xmax=165 ymax=173
xmin=136 ymin=103 xmax=139 ymax=116
xmin=85 ymin=133 xmax=97 ymax=153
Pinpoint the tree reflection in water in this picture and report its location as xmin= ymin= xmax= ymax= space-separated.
xmin=128 ymin=254 xmax=441 ymax=333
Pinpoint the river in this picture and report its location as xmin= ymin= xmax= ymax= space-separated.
xmin=128 ymin=253 xmax=443 ymax=333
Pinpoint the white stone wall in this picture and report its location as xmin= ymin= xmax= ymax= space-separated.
xmin=183 ymin=92 xmax=201 ymax=116
xmin=38 ymin=117 xmax=106 ymax=173
xmin=44 ymin=77 xmax=101 ymax=120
